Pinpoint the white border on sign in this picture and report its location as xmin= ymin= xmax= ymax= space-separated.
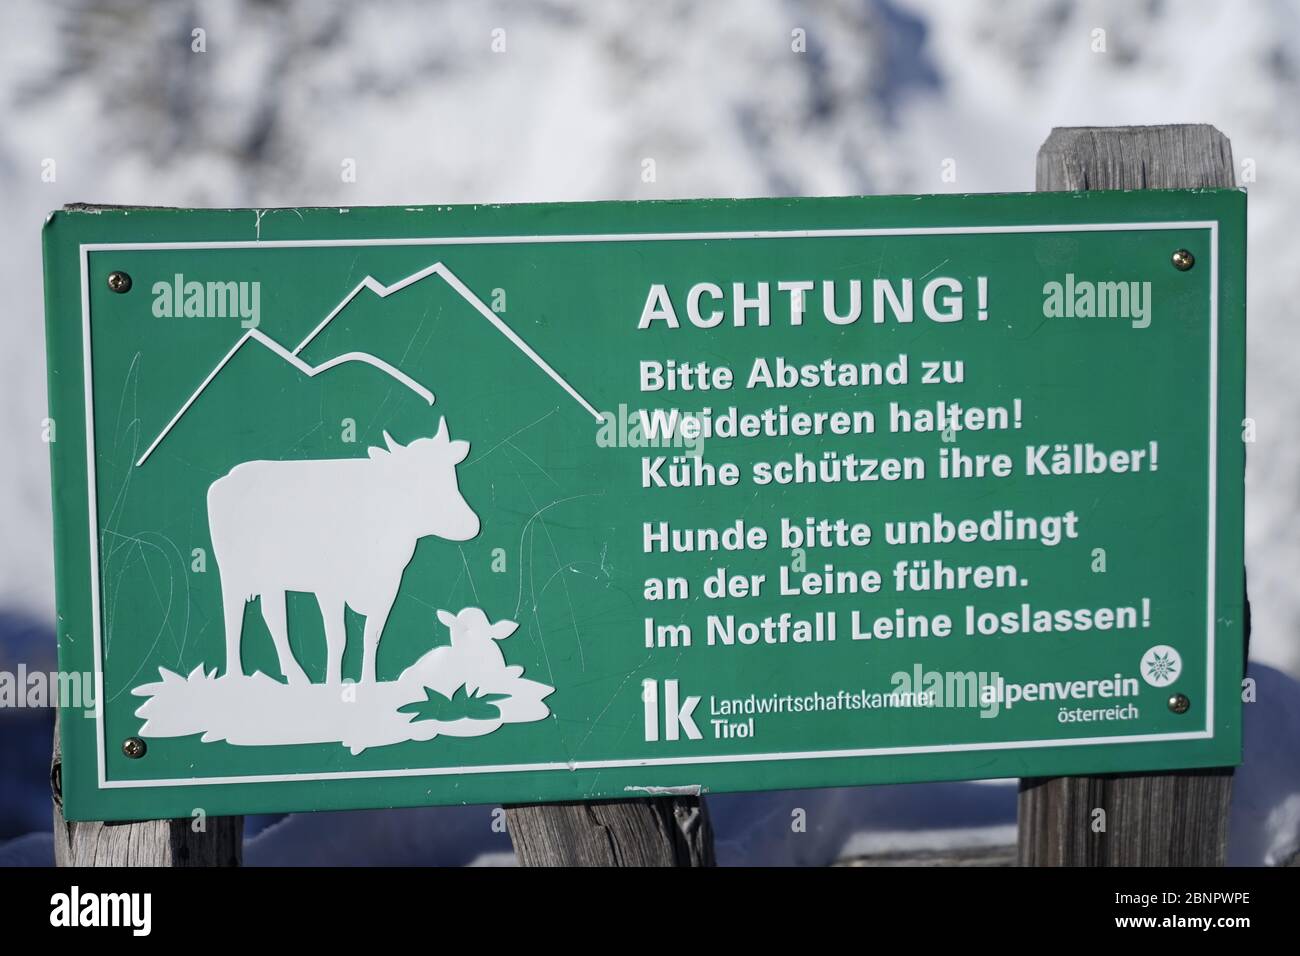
xmin=78 ymin=219 xmax=1221 ymax=790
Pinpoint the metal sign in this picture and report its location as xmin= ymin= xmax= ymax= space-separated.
xmin=42 ymin=189 xmax=1245 ymax=821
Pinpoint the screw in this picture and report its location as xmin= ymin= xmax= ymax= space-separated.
xmin=1168 ymin=693 xmax=1191 ymax=715
xmin=107 ymin=271 xmax=132 ymax=293
xmin=122 ymin=737 xmax=147 ymax=759
xmin=1171 ymin=249 xmax=1195 ymax=271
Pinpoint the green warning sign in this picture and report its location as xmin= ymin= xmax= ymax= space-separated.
xmin=42 ymin=189 xmax=1245 ymax=820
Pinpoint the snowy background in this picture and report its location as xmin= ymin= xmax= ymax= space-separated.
xmin=1 ymin=0 xmax=1297 ymax=865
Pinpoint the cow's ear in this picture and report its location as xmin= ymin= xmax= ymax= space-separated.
xmin=490 ymin=621 xmax=519 ymax=641
xmin=366 ymin=444 xmax=389 ymax=460
xmin=450 ymin=439 xmax=470 ymax=464
xmin=437 ymin=609 xmax=456 ymax=628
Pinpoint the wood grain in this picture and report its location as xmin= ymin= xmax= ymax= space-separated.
xmin=505 ymin=796 xmax=715 ymax=866
xmin=52 ymin=709 xmax=243 ymax=866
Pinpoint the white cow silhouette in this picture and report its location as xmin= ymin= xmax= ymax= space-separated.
xmin=207 ymin=419 xmax=480 ymax=685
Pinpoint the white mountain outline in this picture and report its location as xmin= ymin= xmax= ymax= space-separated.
xmin=135 ymin=260 xmax=601 ymax=466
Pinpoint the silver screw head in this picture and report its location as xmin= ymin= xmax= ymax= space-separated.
xmin=107 ymin=271 xmax=132 ymax=293
xmin=1168 ymin=693 xmax=1191 ymax=715
xmin=122 ymin=736 xmax=147 ymax=759
xmin=1171 ymin=249 xmax=1195 ymax=271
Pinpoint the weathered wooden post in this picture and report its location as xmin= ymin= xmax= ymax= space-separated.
xmin=505 ymin=796 xmax=714 ymax=866
xmin=1018 ymin=125 xmax=1238 ymax=867
xmin=52 ymin=711 xmax=243 ymax=866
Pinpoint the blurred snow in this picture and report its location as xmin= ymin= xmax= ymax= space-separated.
xmin=1 ymin=0 xmax=1296 ymax=676
xmin=0 ymin=0 xmax=1297 ymax=863
xmin=0 ymin=614 xmax=57 ymax=840
xmin=1230 ymin=661 xmax=1300 ymax=865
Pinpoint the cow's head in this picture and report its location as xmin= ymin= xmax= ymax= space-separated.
xmin=437 ymin=607 xmax=519 ymax=647
xmin=370 ymin=418 xmax=480 ymax=541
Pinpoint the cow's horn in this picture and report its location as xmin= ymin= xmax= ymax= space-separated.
xmin=383 ymin=430 xmax=400 ymax=452
xmin=434 ymin=417 xmax=448 ymax=442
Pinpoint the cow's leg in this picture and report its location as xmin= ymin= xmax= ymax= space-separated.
xmin=318 ymin=594 xmax=346 ymax=686
xmin=360 ymin=590 xmax=399 ymax=685
xmin=222 ymin=585 xmax=247 ymax=679
xmin=261 ymin=589 xmax=309 ymax=685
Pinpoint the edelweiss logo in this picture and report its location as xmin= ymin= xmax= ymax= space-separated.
xmin=1140 ymin=644 xmax=1182 ymax=688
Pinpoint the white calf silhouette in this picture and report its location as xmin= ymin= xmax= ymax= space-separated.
xmin=432 ymin=607 xmax=518 ymax=692
xmin=207 ymin=419 xmax=479 ymax=685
